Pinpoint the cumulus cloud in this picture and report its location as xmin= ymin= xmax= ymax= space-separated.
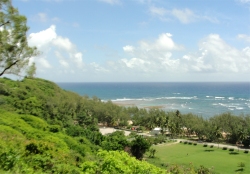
xmin=52 ymin=36 xmax=75 ymax=51
xmin=28 ymin=25 xmax=87 ymax=74
xmin=123 ymin=45 xmax=135 ymax=52
xmin=27 ymin=25 xmax=110 ymax=81
xmin=28 ymin=27 xmax=250 ymax=82
xmin=139 ymin=33 xmax=183 ymax=51
xmin=29 ymin=25 xmax=57 ymax=49
xmin=117 ymin=33 xmax=183 ymax=73
xmin=118 ymin=33 xmax=250 ymax=75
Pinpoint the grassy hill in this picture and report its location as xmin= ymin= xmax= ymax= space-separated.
xmin=0 ymin=77 xmax=164 ymax=173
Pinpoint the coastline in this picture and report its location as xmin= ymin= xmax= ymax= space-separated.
xmin=112 ymin=101 xmax=167 ymax=109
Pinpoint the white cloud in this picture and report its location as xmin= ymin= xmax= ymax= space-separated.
xmin=99 ymin=0 xmax=121 ymax=5
xmin=238 ymin=34 xmax=250 ymax=42
xmin=121 ymin=58 xmax=150 ymax=69
xmin=38 ymin=58 xmax=52 ymax=69
xmin=150 ymin=6 xmax=218 ymax=24
xmin=118 ymin=33 xmax=250 ymax=76
xmin=123 ymin=45 xmax=135 ymax=52
xmin=31 ymin=13 xmax=60 ymax=23
xmin=52 ymin=36 xmax=74 ymax=51
xmin=28 ymin=25 xmax=87 ymax=75
xmin=28 ymin=27 xmax=250 ymax=82
xmin=37 ymin=13 xmax=48 ymax=22
xmin=171 ymin=8 xmax=197 ymax=24
xmin=59 ymin=59 xmax=69 ymax=68
xmin=238 ymin=0 xmax=250 ymax=3
xmin=29 ymin=25 xmax=57 ymax=49
xmin=150 ymin=6 xmax=167 ymax=16
xmin=90 ymin=62 xmax=109 ymax=72
xmin=139 ymin=33 xmax=183 ymax=51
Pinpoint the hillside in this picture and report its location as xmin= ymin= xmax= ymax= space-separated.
xmin=0 ymin=77 xmax=165 ymax=173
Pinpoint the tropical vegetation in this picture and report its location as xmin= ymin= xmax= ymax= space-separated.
xmin=0 ymin=0 xmax=249 ymax=173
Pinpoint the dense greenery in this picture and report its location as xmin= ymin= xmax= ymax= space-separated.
xmin=0 ymin=77 xmax=249 ymax=173
xmin=0 ymin=109 xmax=95 ymax=173
xmin=1 ymin=1 xmax=249 ymax=173
xmin=0 ymin=77 xmax=165 ymax=173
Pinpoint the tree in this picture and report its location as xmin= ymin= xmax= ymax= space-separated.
xmin=149 ymin=147 xmax=156 ymax=158
xmin=237 ymin=128 xmax=248 ymax=151
xmin=130 ymin=135 xmax=151 ymax=160
xmin=81 ymin=150 xmax=164 ymax=173
xmin=101 ymin=131 xmax=129 ymax=151
xmin=26 ymin=62 xmax=36 ymax=78
xmin=0 ymin=0 xmax=38 ymax=77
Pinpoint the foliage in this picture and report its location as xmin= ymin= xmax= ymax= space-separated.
xmin=0 ymin=72 xmax=249 ymax=173
xmin=0 ymin=0 xmax=38 ymax=77
xmin=101 ymin=131 xmax=129 ymax=151
xmin=81 ymin=150 xmax=165 ymax=174
xmin=149 ymin=148 xmax=157 ymax=158
xmin=130 ymin=135 xmax=151 ymax=160
xmin=0 ymin=110 xmax=95 ymax=173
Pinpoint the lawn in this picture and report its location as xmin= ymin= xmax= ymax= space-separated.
xmin=146 ymin=142 xmax=250 ymax=174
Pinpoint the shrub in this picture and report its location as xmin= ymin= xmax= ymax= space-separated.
xmin=203 ymin=144 xmax=208 ymax=147
xmin=222 ymin=147 xmax=227 ymax=150
xmin=188 ymin=142 xmax=192 ymax=145
xmin=244 ymin=150 xmax=249 ymax=154
xmin=179 ymin=141 xmax=182 ymax=143
xmin=210 ymin=145 xmax=214 ymax=148
xmin=49 ymin=125 xmax=61 ymax=133
xmin=193 ymin=143 xmax=197 ymax=146
xmin=184 ymin=141 xmax=188 ymax=144
xmin=229 ymin=148 xmax=234 ymax=152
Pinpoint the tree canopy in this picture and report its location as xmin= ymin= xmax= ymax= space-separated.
xmin=0 ymin=0 xmax=38 ymax=77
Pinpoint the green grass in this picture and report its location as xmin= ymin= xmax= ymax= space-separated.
xmin=146 ymin=143 xmax=250 ymax=174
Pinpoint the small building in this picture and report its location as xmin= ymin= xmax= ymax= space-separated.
xmin=150 ymin=127 xmax=162 ymax=136
xmin=127 ymin=120 xmax=133 ymax=125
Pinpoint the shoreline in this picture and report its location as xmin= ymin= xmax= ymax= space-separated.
xmin=112 ymin=101 xmax=166 ymax=109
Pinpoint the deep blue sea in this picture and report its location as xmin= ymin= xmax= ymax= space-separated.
xmin=57 ymin=82 xmax=250 ymax=118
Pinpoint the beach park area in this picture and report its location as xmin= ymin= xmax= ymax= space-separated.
xmin=99 ymin=127 xmax=250 ymax=173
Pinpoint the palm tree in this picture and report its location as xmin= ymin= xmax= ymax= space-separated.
xmin=214 ymin=126 xmax=222 ymax=148
xmin=237 ymin=128 xmax=248 ymax=151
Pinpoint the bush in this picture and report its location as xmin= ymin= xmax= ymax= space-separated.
xmin=244 ymin=150 xmax=249 ymax=154
xmin=188 ymin=142 xmax=192 ymax=145
xmin=179 ymin=141 xmax=182 ymax=143
xmin=210 ymin=145 xmax=214 ymax=148
xmin=184 ymin=141 xmax=188 ymax=144
xmin=203 ymin=144 xmax=208 ymax=147
xmin=229 ymin=148 xmax=234 ymax=152
xmin=193 ymin=143 xmax=197 ymax=146
xmin=49 ymin=125 xmax=61 ymax=133
xmin=222 ymin=147 xmax=227 ymax=150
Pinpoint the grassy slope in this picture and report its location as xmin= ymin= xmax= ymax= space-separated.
xmin=147 ymin=143 xmax=250 ymax=174
xmin=0 ymin=109 xmax=96 ymax=173
xmin=0 ymin=78 xmax=165 ymax=173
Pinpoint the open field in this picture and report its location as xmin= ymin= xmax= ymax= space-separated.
xmin=146 ymin=143 xmax=250 ymax=174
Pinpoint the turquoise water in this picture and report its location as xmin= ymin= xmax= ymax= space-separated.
xmin=57 ymin=82 xmax=250 ymax=118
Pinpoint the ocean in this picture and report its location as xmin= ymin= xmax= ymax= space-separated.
xmin=57 ymin=82 xmax=250 ymax=118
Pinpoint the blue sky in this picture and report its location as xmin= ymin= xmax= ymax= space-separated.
xmin=12 ymin=0 xmax=250 ymax=82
